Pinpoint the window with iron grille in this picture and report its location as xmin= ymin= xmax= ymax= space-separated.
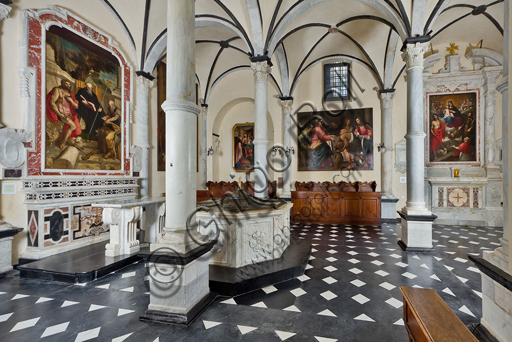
xmin=324 ymin=62 xmax=350 ymax=101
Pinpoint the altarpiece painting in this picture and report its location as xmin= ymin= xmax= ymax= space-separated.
xmin=428 ymin=92 xmax=478 ymax=163
xmin=297 ymin=108 xmax=374 ymax=171
xmin=45 ymin=26 xmax=123 ymax=171
xmin=233 ymin=123 xmax=254 ymax=171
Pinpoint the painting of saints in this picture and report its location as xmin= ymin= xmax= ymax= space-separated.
xmin=45 ymin=27 xmax=122 ymax=170
xmin=46 ymin=79 xmax=83 ymax=150
xmin=83 ymin=100 xmax=121 ymax=160
xmin=233 ymin=124 xmax=255 ymax=171
xmin=309 ymin=119 xmax=334 ymax=169
xmin=430 ymin=114 xmax=446 ymax=160
xmin=354 ymin=117 xmax=373 ymax=169
xmin=428 ymin=93 xmax=477 ymax=162
xmin=75 ymin=82 xmax=103 ymax=140
xmin=453 ymin=137 xmax=472 ymax=161
xmin=244 ymin=137 xmax=254 ymax=163
xmin=297 ymin=108 xmax=373 ymax=171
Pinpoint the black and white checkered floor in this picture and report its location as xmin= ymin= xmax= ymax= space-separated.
xmin=0 ymin=222 xmax=502 ymax=341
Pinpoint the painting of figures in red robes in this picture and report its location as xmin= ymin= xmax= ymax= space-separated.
xmin=45 ymin=26 xmax=122 ymax=171
xmin=428 ymin=92 xmax=478 ymax=163
xmin=297 ymin=108 xmax=374 ymax=171
xmin=233 ymin=123 xmax=255 ymax=171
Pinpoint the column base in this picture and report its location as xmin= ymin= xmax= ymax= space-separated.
xmin=397 ymin=211 xmax=436 ymax=251
xmin=150 ymin=227 xmax=207 ymax=255
xmin=140 ymin=292 xmax=216 ymax=326
xmin=397 ymin=240 xmax=434 ymax=253
xmin=483 ymin=239 xmax=509 ymax=273
xmin=470 ymin=256 xmax=512 ymax=342
xmin=381 ymin=196 xmax=399 ymax=222
xmin=140 ymin=242 xmax=216 ymax=326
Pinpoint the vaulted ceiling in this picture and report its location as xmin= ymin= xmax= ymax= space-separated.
xmin=101 ymin=0 xmax=504 ymax=102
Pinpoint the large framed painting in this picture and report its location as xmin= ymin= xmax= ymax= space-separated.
xmin=297 ymin=108 xmax=373 ymax=171
xmin=233 ymin=123 xmax=254 ymax=171
xmin=45 ymin=27 xmax=122 ymax=170
xmin=427 ymin=92 xmax=478 ymax=163
xmin=24 ymin=8 xmax=132 ymax=175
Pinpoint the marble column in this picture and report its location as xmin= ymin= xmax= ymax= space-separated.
xmin=379 ymin=91 xmax=399 ymax=221
xmin=488 ymin=79 xmax=510 ymax=269
xmin=476 ymin=1 xmax=512 ymax=340
xmin=279 ymin=97 xmax=293 ymax=198
xmin=485 ymin=0 xmax=510 ymax=272
xmin=201 ymin=105 xmax=208 ymax=190
xmin=483 ymin=73 xmax=503 ymax=227
xmin=142 ymin=0 xmax=215 ymax=325
xmin=136 ymin=75 xmax=154 ymax=198
xmin=251 ymin=59 xmax=271 ymax=198
xmin=398 ymin=42 xmax=435 ymax=251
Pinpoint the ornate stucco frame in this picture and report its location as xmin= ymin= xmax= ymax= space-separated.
xmin=20 ymin=6 xmax=134 ymax=176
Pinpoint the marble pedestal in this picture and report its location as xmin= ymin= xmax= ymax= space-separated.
xmin=470 ymin=255 xmax=512 ymax=342
xmin=397 ymin=211 xmax=436 ymax=251
xmin=196 ymin=203 xmax=293 ymax=268
xmin=381 ymin=197 xmax=399 ymax=222
xmin=0 ymin=221 xmax=23 ymax=275
xmin=140 ymin=242 xmax=216 ymax=325
xmin=93 ymin=197 xmax=166 ymax=257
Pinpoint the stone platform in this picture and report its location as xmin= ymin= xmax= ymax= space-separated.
xmin=17 ymin=241 xmax=144 ymax=283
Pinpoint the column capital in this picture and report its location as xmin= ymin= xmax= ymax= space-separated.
xmin=251 ymin=61 xmax=272 ymax=83
xmin=136 ymin=75 xmax=155 ymax=92
xmin=379 ymin=91 xmax=395 ymax=109
xmin=278 ymin=98 xmax=293 ymax=114
xmin=0 ymin=4 xmax=12 ymax=22
xmin=401 ymin=42 xmax=429 ymax=70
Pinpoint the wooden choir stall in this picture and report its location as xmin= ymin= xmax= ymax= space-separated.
xmin=291 ymin=181 xmax=381 ymax=225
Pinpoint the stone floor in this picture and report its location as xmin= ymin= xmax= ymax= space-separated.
xmin=0 ymin=222 xmax=501 ymax=341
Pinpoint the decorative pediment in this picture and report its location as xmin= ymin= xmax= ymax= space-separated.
xmin=423 ymin=52 xmax=444 ymax=74
xmin=465 ymin=48 xmax=503 ymax=70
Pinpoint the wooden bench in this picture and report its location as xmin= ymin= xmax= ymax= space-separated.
xmin=400 ymin=286 xmax=478 ymax=342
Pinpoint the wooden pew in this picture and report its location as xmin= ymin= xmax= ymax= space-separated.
xmin=400 ymin=286 xmax=478 ymax=342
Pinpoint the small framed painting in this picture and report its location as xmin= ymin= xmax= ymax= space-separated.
xmin=233 ymin=123 xmax=254 ymax=172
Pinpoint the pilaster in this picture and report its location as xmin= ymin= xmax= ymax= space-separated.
xmin=136 ymin=75 xmax=155 ymax=198
xmin=201 ymin=105 xmax=208 ymax=190
xmin=279 ymin=98 xmax=293 ymax=198
xmin=379 ymin=91 xmax=398 ymax=221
